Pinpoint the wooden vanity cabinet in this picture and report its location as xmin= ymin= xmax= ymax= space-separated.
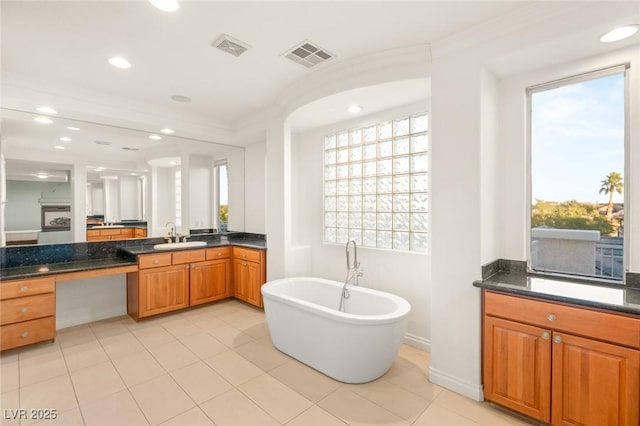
xmin=0 ymin=277 xmax=56 ymax=351
xmin=128 ymin=248 xmax=234 ymax=318
xmin=87 ymin=227 xmax=146 ymax=241
xmin=232 ymin=247 xmax=266 ymax=307
xmin=483 ymin=290 xmax=640 ymax=426
xmin=128 ymin=251 xmax=200 ymax=319
xmin=190 ymin=248 xmax=232 ymax=306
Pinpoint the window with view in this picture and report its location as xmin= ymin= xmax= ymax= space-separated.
xmin=216 ymin=163 xmax=229 ymax=232
xmin=323 ymin=113 xmax=429 ymax=252
xmin=529 ymin=66 xmax=627 ymax=281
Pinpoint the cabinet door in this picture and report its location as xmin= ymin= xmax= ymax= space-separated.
xmin=552 ymin=332 xmax=640 ymax=426
xmin=244 ymin=260 xmax=263 ymax=307
xmin=138 ymin=264 xmax=189 ymax=318
xmin=232 ymin=259 xmax=263 ymax=306
xmin=232 ymin=258 xmax=249 ymax=302
xmin=190 ymin=259 xmax=231 ymax=306
xmin=483 ymin=316 xmax=551 ymax=423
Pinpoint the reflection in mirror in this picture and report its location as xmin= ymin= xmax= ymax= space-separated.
xmin=1 ymin=108 xmax=245 ymax=246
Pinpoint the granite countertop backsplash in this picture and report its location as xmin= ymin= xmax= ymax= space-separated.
xmin=474 ymin=259 xmax=640 ymax=316
xmin=0 ymin=232 xmax=266 ymax=281
xmin=121 ymin=233 xmax=267 ymax=255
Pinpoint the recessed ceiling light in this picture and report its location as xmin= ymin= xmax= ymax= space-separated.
xmin=171 ymin=94 xmax=191 ymax=103
xmin=59 ymin=136 xmax=72 ymax=142
xmin=54 ymin=145 xmax=65 ymax=150
xmin=36 ymin=106 xmax=57 ymax=114
xmin=169 ymin=161 xmax=178 ymax=166
xmin=160 ymin=128 xmax=175 ymax=134
xmin=149 ymin=134 xmax=162 ymax=140
xmin=66 ymin=126 xmax=80 ymax=131
xmin=149 ymin=0 xmax=179 ymax=12
xmin=108 ymin=56 xmax=132 ymax=69
xmin=347 ymin=105 xmax=363 ymax=114
xmin=95 ymin=167 xmax=106 ymax=172
xmin=34 ymin=116 xmax=53 ymax=124
xmin=130 ymin=173 xmax=138 ymax=176
xmin=600 ymin=25 xmax=639 ymax=42
xmin=36 ymin=174 xmax=48 ymax=179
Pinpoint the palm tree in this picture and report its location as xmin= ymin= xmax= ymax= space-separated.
xmin=599 ymin=171 xmax=623 ymax=219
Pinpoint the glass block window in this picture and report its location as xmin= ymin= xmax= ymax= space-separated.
xmin=323 ymin=113 xmax=428 ymax=252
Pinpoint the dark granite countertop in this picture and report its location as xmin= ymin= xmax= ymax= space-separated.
xmin=0 ymin=233 xmax=266 ymax=281
xmin=121 ymin=237 xmax=267 ymax=256
xmin=87 ymin=225 xmax=147 ymax=229
xmin=474 ymin=271 xmax=640 ymax=316
xmin=1 ymin=256 xmax=137 ymax=281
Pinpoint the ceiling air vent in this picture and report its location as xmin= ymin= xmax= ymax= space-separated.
xmin=122 ymin=147 xmax=139 ymax=151
xmin=212 ymin=34 xmax=251 ymax=57
xmin=94 ymin=140 xmax=112 ymax=146
xmin=284 ymin=41 xmax=333 ymax=68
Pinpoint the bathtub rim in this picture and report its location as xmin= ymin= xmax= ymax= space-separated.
xmin=261 ymin=276 xmax=411 ymax=325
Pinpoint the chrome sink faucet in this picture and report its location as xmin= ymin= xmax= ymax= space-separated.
xmin=165 ymin=222 xmax=179 ymax=243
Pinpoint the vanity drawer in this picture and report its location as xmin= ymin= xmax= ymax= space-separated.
xmin=172 ymin=249 xmax=206 ymax=265
xmin=233 ymin=247 xmax=262 ymax=263
xmin=206 ymin=247 xmax=230 ymax=260
xmin=1 ymin=277 xmax=55 ymax=300
xmin=485 ymin=291 xmax=640 ymax=348
xmin=139 ymin=253 xmax=173 ymax=269
xmin=1 ymin=316 xmax=56 ymax=351
xmin=1 ymin=293 xmax=55 ymax=325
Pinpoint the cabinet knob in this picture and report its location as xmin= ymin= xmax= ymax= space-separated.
xmin=20 ymin=307 xmax=28 ymax=313
xmin=154 ymin=259 xmax=160 ymax=264
xmin=21 ymin=331 xmax=29 ymax=338
xmin=186 ymin=265 xmax=190 ymax=269
xmin=542 ymin=331 xmax=550 ymax=340
xmin=547 ymin=313 xmax=556 ymax=322
xmin=242 ymin=261 xmax=248 ymax=266
xmin=20 ymin=286 xmax=29 ymax=292
xmin=553 ymin=335 xmax=562 ymax=344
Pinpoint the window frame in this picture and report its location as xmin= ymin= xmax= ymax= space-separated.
xmin=525 ymin=64 xmax=630 ymax=283
xmin=214 ymin=161 xmax=228 ymax=232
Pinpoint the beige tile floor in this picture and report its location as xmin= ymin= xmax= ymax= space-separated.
xmin=0 ymin=299 xmax=535 ymax=426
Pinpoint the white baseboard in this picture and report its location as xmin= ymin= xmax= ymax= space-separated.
xmin=403 ymin=333 xmax=431 ymax=351
xmin=428 ymin=366 xmax=484 ymax=402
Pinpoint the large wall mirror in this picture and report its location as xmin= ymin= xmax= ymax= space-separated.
xmin=1 ymin=108 xmax=245 ymax=246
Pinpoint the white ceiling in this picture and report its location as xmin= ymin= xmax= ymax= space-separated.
xmin=1 ymin=1 xmax=529 ymax=123
xmin=1 ymin=1 xmax=638 ymax=164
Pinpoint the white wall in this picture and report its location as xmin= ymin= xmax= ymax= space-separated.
xmin=103 ymin=178 xmax=120 ymax=222
xmin=151 ymin=166 xmax=176 ymax=236
xmin=5 ymin=180 xmax=70 ymax=230
xmin=290 ymin=101 xmax=431 ymax=349
xmin=189 ymin=155 xmax=212 ymax=229
xmin=496 ymin=46 xmax=640 ymax=270
xmin=56 ymin=275 xmax=127 ymax=329
xmin=428 ymin=53 xmax=487 ymax=400
xmin=245 ymin=141 xmax=266 ymax=234
xmin=119 ymin=175 xmax=140 ymax=220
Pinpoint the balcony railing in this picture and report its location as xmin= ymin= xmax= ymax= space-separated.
xmin=595 ymin=243 xmax=623 ymax=279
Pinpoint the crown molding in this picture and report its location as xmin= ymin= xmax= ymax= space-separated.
xmin=430 ymin=2 xmax=590 ymax=61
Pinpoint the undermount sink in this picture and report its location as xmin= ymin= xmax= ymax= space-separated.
xmin=153 ymin=241 xmax=207 ymax=250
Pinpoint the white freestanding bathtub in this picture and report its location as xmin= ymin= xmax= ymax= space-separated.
xmin=261 ymin=277 xmax=411 ymax=383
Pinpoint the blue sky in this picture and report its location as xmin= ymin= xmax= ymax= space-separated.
xmin=531 ymin=72 xmax=625 ymax=204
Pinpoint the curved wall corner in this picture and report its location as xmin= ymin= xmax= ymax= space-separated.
xmin=278 ymin=44 xmax=432 ymax=121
